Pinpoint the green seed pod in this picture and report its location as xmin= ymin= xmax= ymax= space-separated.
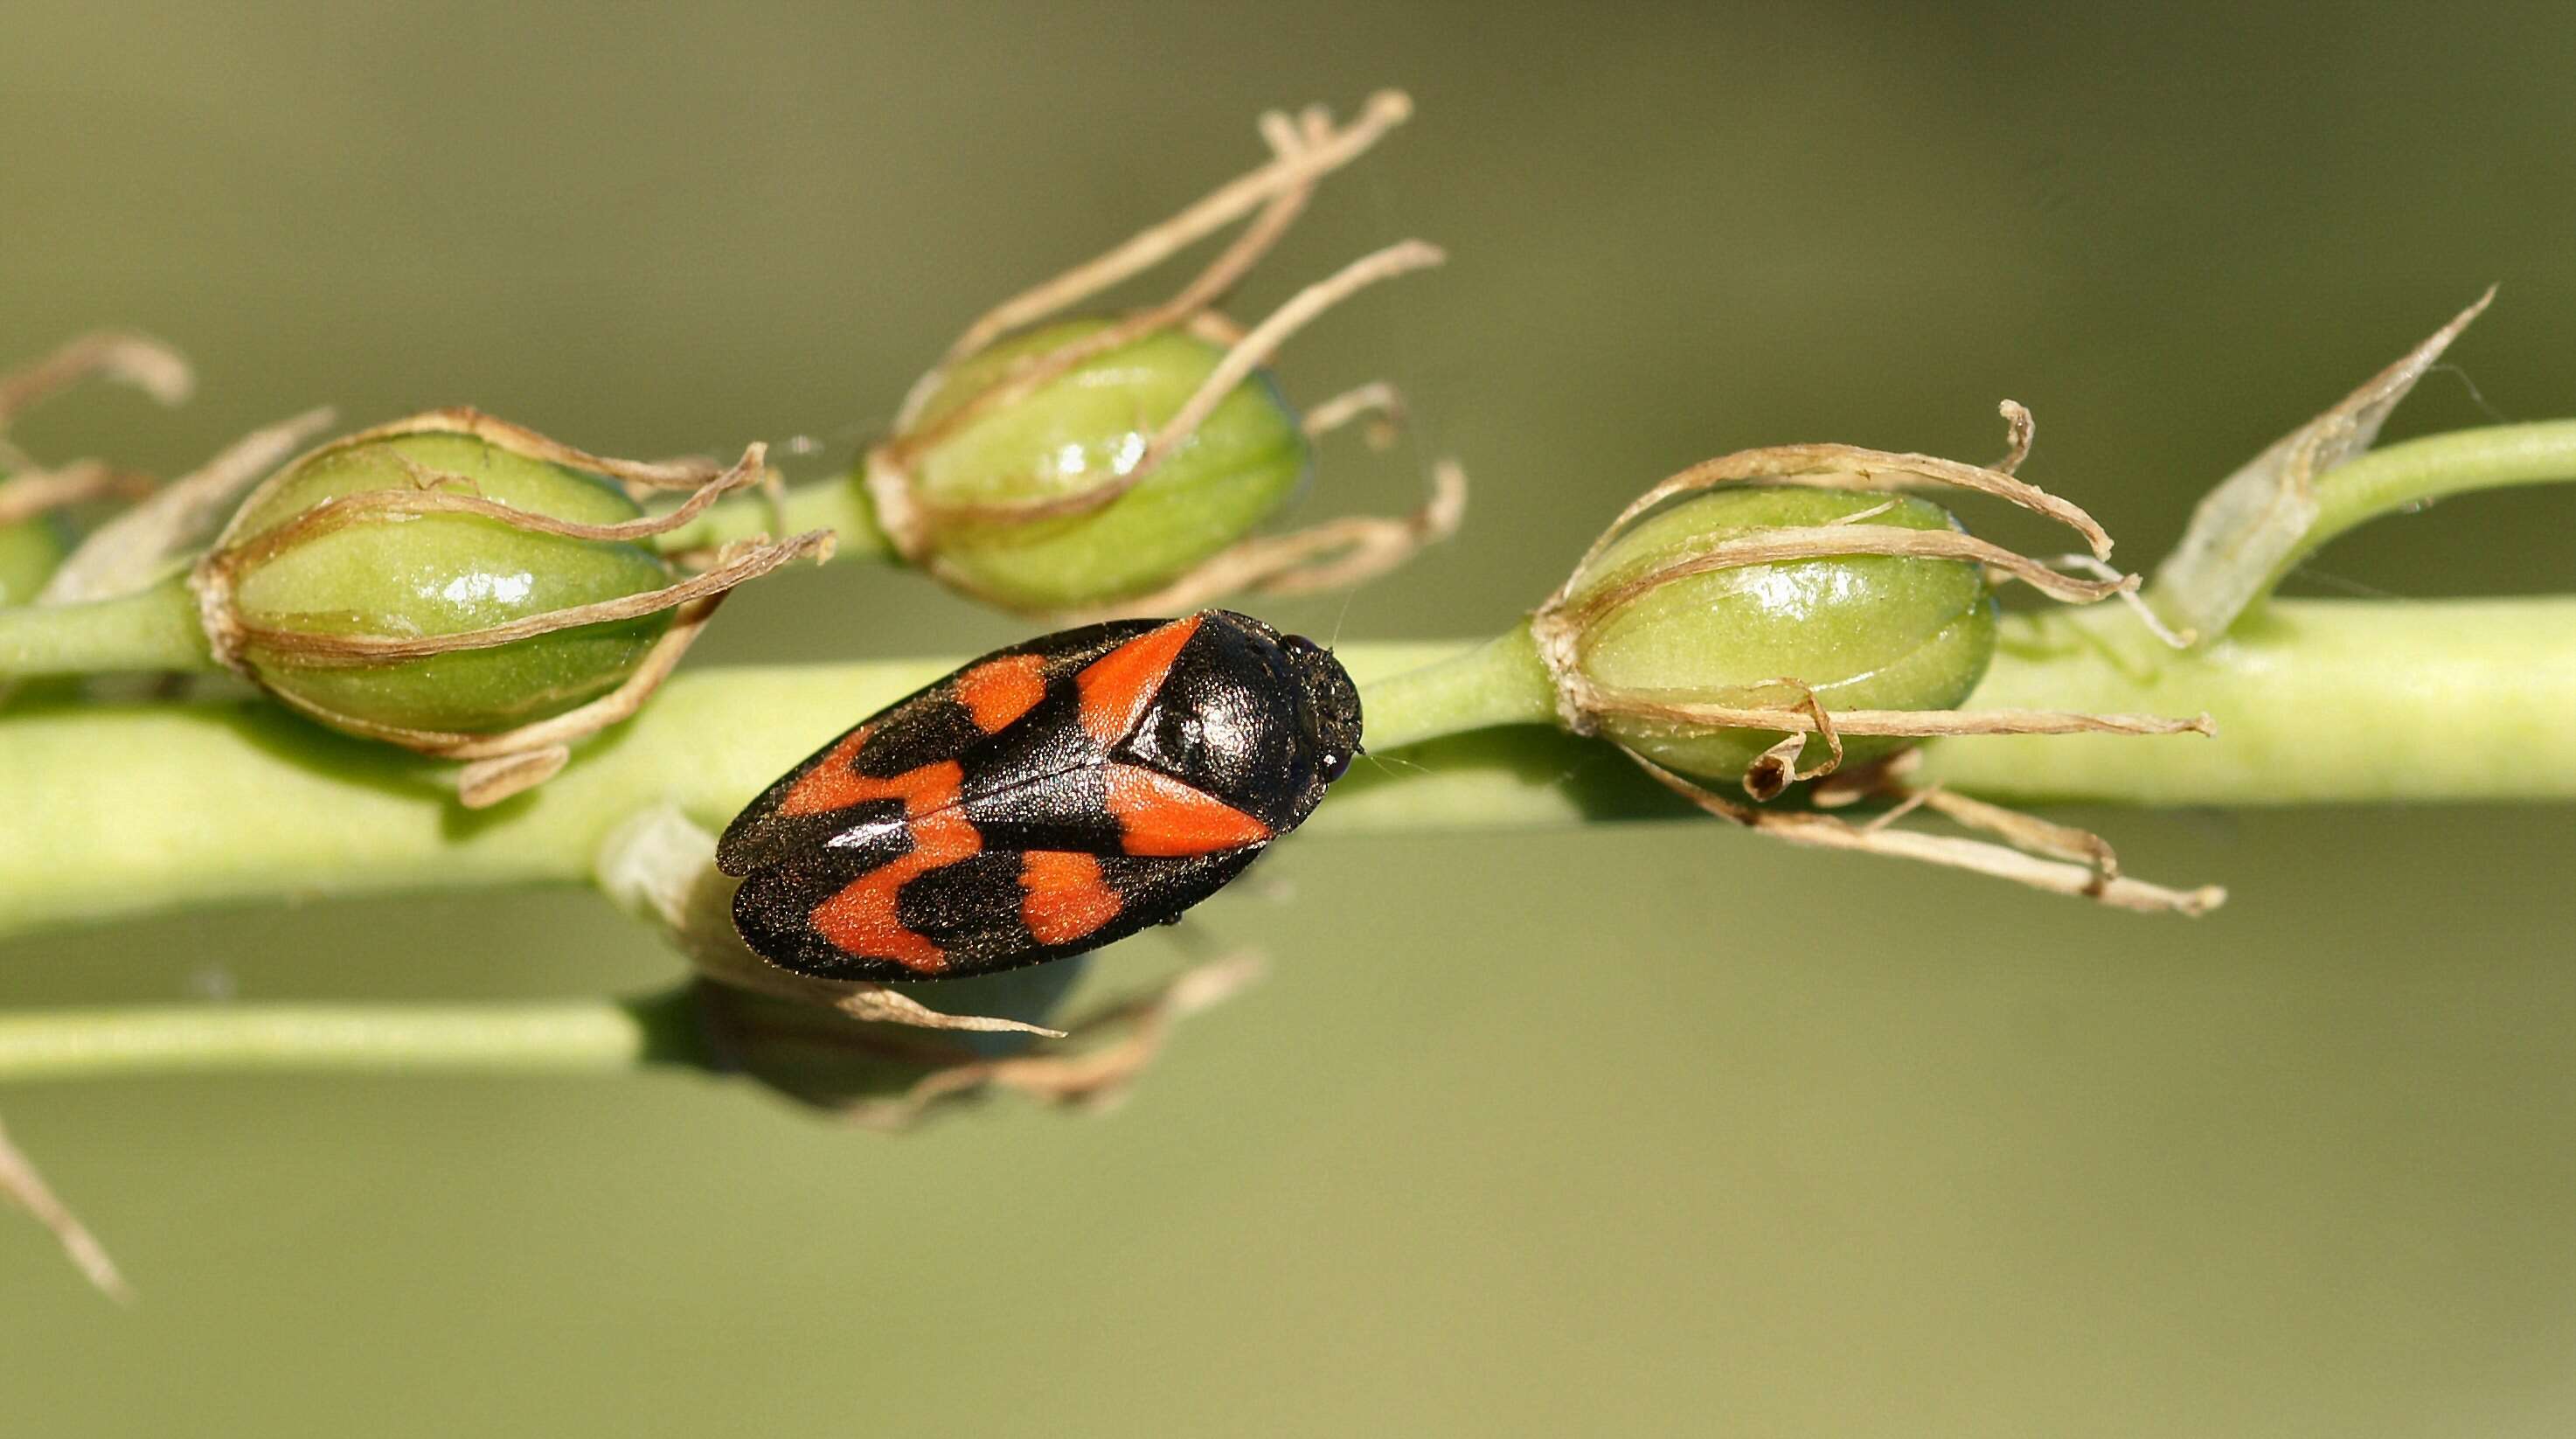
xmin=1524 ymin=416 xmax=2225 ymax=915
xmin=859 ymin=91 xmax=1450 ymax=616
xmin=192 ymin=411 xmax=826 ymax=806
xmin=874 ymin=318 xmax=1311 ymax=612
xmin=1547 ymin=486 xmax=1999 ymax=784
xmin=215 ymin=431 xmax=677 ymax=734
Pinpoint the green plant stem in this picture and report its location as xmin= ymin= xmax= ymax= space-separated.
xmin=1357 ymin=628 xmax=1559 ymax=751
xmin=6 ymin=424 xmax=2566 ymax=1095
xmin=0 ymin=575 xmax=211 ymax=678
xmin=652 ymin=473 xmax=893 ymax=558
xmin=2298 ymin=421 xmax=2576 ymax=559
xmin=3 ymin=600 xmax=2571 ymax=942
xmin=1 ymin=596 xmax=2569 ymax=1084
xmin=0 ymin=990 xmax=703 ymax=1083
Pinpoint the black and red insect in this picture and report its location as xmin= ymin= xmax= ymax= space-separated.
xmin=718 ymin=610 xmax=1363 ymax=983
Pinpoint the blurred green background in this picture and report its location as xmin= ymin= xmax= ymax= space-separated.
xmin=7 ymin=2 xmax=2576 ymax=1434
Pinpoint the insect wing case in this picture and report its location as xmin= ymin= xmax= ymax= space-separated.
xmin=720 ymin=611 xmax=1359 ymax=982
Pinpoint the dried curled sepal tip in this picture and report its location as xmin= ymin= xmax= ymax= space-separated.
xmin=864 ymin=92 xmax=1461 ymax=616
xmin=1645 ymin=750 xmax=2227 ymax=918
xmin=0 ymin=462 xmax=156 ymax=528
xmin=190 ymin=409 xmax=831 ymax=807
xmin=0 ymin=330 xmax=193 ymax=538
xmin=0 ymin=330 xmax=191 ymax=435
xmin=694 ymin=956 xmax=1265 ymax=1130
xmin=848 ymin=955 xmax=1264 ymax=1130
xmin=1068 ymin=458 xmax=1468 ymax=622
xmin=1532 ymin=405 xmax=2223 ymax=914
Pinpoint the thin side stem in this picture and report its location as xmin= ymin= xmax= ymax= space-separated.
xmin=651 ymin=474 xmax=892 ymax=558
xmin=2146 ymin=420 xmax=2576 ymax=619
xmin=1356 ymin=628 xmax=1556 ymax=751
xmin=2292 ymin=420 xmax=2576 ymax=573
xmin=0 ymin=990 xmax=705 ymax=1083
xmin=0 ymin=575 xmax=212 ymax=678
xmin=3 ymin=598 xmax=2573 ymax=942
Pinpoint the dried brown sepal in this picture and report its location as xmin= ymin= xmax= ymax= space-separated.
xmin=1553 ymin=400 xmax=2114 ymax=584
xmin=827 ymin=954 xmax=1266 ymax=1130
xmin=1631 ymin=751 xmax=2226 ymax=916
xmin=1066 ymin=458 xmax=1468 ymax=622
xmin=0 ymin=330 xmax=193 ymax=581
xmin=2044 ymin=551 xmax=2199 ymax=650
xmin=0 ymin=1112 xmax=129 ymax=1303
xmin=885 ymin=107 xmax=1340 ymax=477
xmin=862 ymin=94 xmax=1453 ymax=615
xmin=0 ymin=330 xmax=191 ymax=440
xmin=934 ymin=92 xmax=1412 ymax=368
xmin=1302 ymin=380 xmax=1407 ymax=447
xmin=454 ymin=747 xmax=571 ymax=808
xmin=1739 ymin=679 xmax=1842 ymax=802
xmin=1551 ymin=525 xmax=2133 ymax=654
xmin=1591 ymin=691 xmax=2213 ymax=744
xmin=0 ymin=462 xmax=154 ymax=527
xmin=1532 ymin=405 xmax=2224 ymax=914
xmin=189 ymin=410 xmax=832 ymax=808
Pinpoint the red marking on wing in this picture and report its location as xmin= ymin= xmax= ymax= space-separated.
xmin=1019 ymin=850 xmax=1123 ymax=945
xmin=779 ymin=735 xmax=966 ymax=820
xmin=1105 ymin=763 xmax=1273 ymax=857
xmin=809 ymin=809 xmax=980 ymax=975
xmin=776 ymin=728 xmax=873 ymax=816
xmin=955 ymin=652 xmax=1049 ymax=734
xmin=1076 ymin=615 xmax=1203 ymax=744
xmin=800 ymin=759 xmax=976 ymax=975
